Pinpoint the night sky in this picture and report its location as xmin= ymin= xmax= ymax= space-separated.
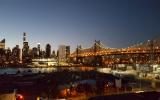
xmin=0 ymin=0 xmax=160 ymax=51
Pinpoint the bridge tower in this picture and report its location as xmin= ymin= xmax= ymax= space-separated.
xmin=76 ymin=45 xmax=83 ymax=64
xmin=93 ymin=40 xmax=103 ymax=66
xmin=149 ymin=40 xmax=154 ymax=64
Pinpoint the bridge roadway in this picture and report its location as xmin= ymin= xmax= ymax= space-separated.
xmin=70 ymin=48 xmax=160 ymax=57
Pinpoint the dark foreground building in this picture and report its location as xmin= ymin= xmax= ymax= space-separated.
xmin=89 ymin=91 xmax=160 ymax=100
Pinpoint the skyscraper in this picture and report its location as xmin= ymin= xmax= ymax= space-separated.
xmin=45 ymin=44 xmax=51 ymax=58
xmin=0 ymin=39 xmax=6 ymax=64
xmin=51 ymin=50 xmax=56 ymax=58
xmin=66 ymin=46 xmax=70 ymax=62
xmin=37 ymin=43 xmax=41 ymax=58
xmin=66 ymin=46 xmax=70 ymax=56
xmin=5 ymin=48 xmax=11 ymax=62
xmin=0 ymin=39 xmax=5 ymax=49
xmin=12 ymin=45 xmax=21 ymax=63
xmin=22 ymin=32 xmax=30 ymax=63
xmin=32 ymin=47 xmax=38 ymax=59
xmin=58 ymin=45 xmax=70 ymax=62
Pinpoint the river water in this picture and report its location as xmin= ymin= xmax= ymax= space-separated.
xmin=0 ymin=66 xmax=99 ymax=75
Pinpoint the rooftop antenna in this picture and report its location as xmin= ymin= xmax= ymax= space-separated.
xmin=23 ymin=32 xmax=26 ymax=42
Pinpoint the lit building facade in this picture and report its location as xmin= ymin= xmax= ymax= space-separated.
xmin=58 ymin=45 xmax=70 ymax=62
xmin=37 ymin=43 xmax=41 ymax=58
xmin=22 ymin=32 xmax=30 ymax=63
xmin=12 ymin=45 xmax=21 ymax=63
xmin=0 ymin=39 xmax=5 ymax=49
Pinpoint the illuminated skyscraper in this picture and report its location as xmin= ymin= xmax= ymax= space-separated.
xmin=58 ymin=45 xmax=70 ymax=62
xmin=37 ymin=43 xmax=41 ymax=57
xmin=65 ymin=46 xmax=70 ymax=62
xmin=0 ymin=39 xmax=6 ymax=64
xmin=0 ymin=39 xmax=5 ymax=49
xmin=12 ymin=45 xmax=21 ymax=63
xmin=22 ymin=32 xmax=30 ymax=63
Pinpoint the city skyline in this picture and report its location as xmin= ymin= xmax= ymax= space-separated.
xmin=0 ymin=0 xmax=160 ymax=51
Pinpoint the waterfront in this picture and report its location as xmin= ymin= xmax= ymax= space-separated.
xmin=0 ymin=64 xmax=160 ymax=77
xmin=0 ymin=66 xmax=94 ymax=75
xmin=0 ymin=69 xmax=159 ymax=100
xmin=0 ymin=65 xmax=160 ymax=99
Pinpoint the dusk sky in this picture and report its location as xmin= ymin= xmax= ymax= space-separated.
xmin=0 ymin=0 xmax=160 ymax=52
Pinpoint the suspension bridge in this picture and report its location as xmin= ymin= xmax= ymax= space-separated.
xmin=70 ymin=38 xmax=160 ymax=66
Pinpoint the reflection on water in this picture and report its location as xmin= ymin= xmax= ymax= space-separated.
xmin=0 ymin=66 xmax=98 ymax=75
xmin=0 ymin=65 xmax=144 ymax=75
xmin=0 ymin=67 xmax=57 ymax=74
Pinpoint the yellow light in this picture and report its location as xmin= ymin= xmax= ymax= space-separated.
xmin=135 ymin=91 xmax=144 ymax=93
